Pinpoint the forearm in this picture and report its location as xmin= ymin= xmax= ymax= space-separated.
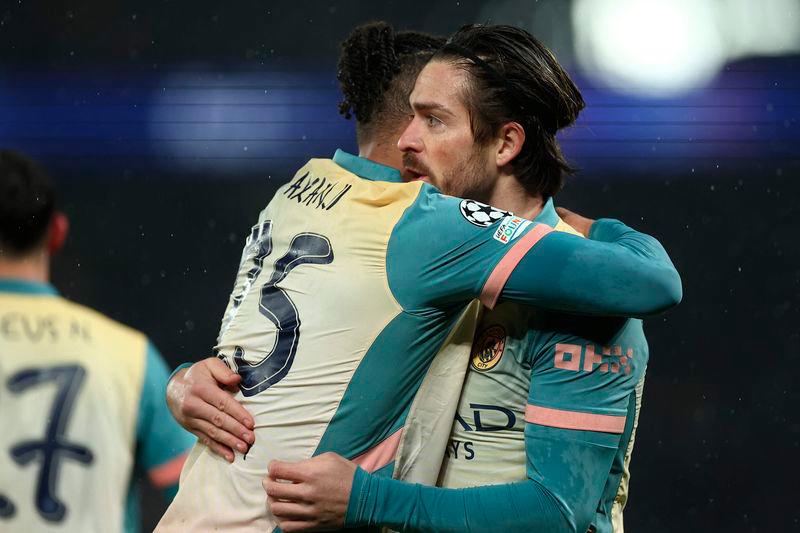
xmin=347 ymin=471 xmax=575 ymax=533
xmin=502 ymin=219 xmax=682 ymax=317
xmin=168 ymin=362 xmax=193 ymax=383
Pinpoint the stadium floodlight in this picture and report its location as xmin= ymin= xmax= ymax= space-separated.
xmin=572 ymin=0 xmax=726 ymax=97
xmin=721 ymin=0 xmax=800 ymax=59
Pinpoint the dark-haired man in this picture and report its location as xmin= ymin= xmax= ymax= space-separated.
xmin=265 ymin=25 xmax=669 ymax=533
xmin=0 ymin=150 xmax=194 ymax=533
xmin=161 ymin=23 xmax=679 ymax=533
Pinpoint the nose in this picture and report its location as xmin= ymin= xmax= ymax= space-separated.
xmin=398 ymin=117 xmax=423 ymax=153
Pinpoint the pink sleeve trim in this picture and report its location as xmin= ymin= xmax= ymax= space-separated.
xmin=479 ymin=224 xmax=554 ymax=309
xmin=148 ymin=452 xmax=189 ymax=488
xmin=525 ymin=404 xmax=626 ymax=434
xmin=351 ymin=428 xmax=403 ymax=473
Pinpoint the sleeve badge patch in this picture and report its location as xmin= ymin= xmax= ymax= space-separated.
xmin=493 ymin=215 xmax=532 ymax=244
xmin=459 ymin=199 xmax=512 ymax=227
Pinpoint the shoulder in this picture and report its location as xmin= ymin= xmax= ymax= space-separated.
xmin=56 ymin=296 xmax=148 ymax=350
xmin=394 ymin=188 xmax=516 ymax=240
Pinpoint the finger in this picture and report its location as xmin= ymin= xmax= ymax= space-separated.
xmin=206 ymin=357 xmax=242 ymax=386
xmin=278 ymin=520 xmax=319 ymax=533
xmin=264 ymin=478 xmax=309 ymax=502
xmin=268 ymin=460 xmax=308 ymax=483
xmin=192 ymin=417 xmax=250 ymax=454
xmin=201 ymin=379 xmax=255 ymax=431
xmin=268 ymin=498 xmax=314 ymax=520
xmin=212 ymin=392 xmax=255 ymax=432
xmin=191 ymin=430 xmax=235 ymax=463
xmin=186 ymin=389 xmax=255 ymax=442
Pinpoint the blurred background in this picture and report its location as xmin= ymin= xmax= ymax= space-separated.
xmin=2 ymin=0 xmax=798 ymax=530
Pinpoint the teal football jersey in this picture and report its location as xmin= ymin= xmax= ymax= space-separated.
xmin=159 ymin=151 xmax=679 ymax=532
xmin=343 ymin=203 xmax=660 ymax=533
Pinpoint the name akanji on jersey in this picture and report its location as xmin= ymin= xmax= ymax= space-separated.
xmin=157 ymin=151 xmax=552 ymax=532
xmin=159 ymin=149 xmax=679 ymax=532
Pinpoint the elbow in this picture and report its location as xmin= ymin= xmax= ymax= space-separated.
xmin=657 ymin=267 xmax=683 ymax=312
xmin=637 ymin=266 xmax=683 ymax=317
xmin=656 ymin=268 xmax=683 ymax=313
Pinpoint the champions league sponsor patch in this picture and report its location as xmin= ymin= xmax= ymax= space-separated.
xmin=493 ymin=215 xmax=531 ymax=244
xmin=459 ymin=199 xmax=511 ymax=228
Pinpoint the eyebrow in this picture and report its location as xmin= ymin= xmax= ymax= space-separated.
xmin=411 ymin=101 xmax=456 ymax=118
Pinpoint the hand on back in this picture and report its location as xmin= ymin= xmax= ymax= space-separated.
xmin=556 ymin=206 xmax=596 ymax=237
xmin=166 ymin=357 xmax=255 ymax=462
xmin=264 ymin=452 xmax=356 ymax=532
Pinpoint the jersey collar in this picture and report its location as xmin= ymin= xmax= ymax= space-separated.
xmin=332 ymin=149 xmax=404 ymax=183
xmin=0 ymin=278 xmax=59 ymax=296
xmin=534 ymin=198 xmax=559 ymax=228
xmin=332 ymin=150 xmax=558 ymax=223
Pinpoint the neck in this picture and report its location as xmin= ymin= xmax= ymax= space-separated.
xmin=481 ymin=171 xmax=544 ymax=220
xmin=0 ymin=251 xmax=50 ymax=284
xmin=358 ymin=141 xmax=395 ymax=168
xmin=357 ymin=126 xmax=407 ymax=169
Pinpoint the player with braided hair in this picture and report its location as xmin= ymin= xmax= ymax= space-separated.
xmin=159 ymin=22 xmax=680 ymax=533
xmin=336 ymin=21 xmax=444 ymax=179
xmin=263 ymin=24 xmax=675 ymax=533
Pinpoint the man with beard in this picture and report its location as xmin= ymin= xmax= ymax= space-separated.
xmin=265 ymin=25 xmax=673 ymax=533
xmin=161 ymin=23 xmax=680 ymax=533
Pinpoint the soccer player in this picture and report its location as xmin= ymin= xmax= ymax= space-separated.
xmin=156 ymin=23 xmax=680 ymax=533
xmin=264 ymin=25 xmax=670 ymax=533
xmin=0 ymin=150 xmax=195 ymax=533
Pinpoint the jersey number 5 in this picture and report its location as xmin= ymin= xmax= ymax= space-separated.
xmin=229 ymin=221 xmax=334 ymax=397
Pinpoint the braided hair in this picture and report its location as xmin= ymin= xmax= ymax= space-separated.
xmin=337 ymin=22 xmax=444 ymax=143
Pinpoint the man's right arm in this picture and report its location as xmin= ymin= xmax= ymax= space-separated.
xmin=165 ymin=358 xmax=255 ymax=462
xmin=497 ymin=217 xmax=682 ymax=317
xmin=389 ymin=193 xmax=681 ymax=320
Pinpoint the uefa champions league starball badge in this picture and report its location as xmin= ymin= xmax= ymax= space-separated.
xmin=459 ymin=199 xmax=512 ymax=227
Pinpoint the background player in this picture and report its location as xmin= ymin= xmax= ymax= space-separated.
xmin=0 ymin=150 xmax=195 ymax=533
xmin=264 ymin=25 xmax=667 ymax=533
xmin=158 ymin=22 xmax=680 ymax=533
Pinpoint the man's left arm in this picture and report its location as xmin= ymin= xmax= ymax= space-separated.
xmin=266 ymin=420 xmax=617 ymax=533
xmin=266 ymin=329 xmax=644 ymax=532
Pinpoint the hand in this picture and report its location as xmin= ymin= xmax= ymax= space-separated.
xmin=264 ymin=452 xmax=357 ymax=532
xmin=555 ymin=206 xmax=596 ymax=237
xmin=166 ymin=357 xmax=255 ymax=462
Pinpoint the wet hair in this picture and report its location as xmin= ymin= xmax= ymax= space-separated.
xmin=434 ymin=24 xmax=585 ymax=198
xmin=337 ymin=21 xmax=444 ymax=144
xmin=0 ymin=150 xmax=56 ymax=255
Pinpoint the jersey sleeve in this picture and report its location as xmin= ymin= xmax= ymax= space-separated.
xmin=136 ymin=342 xmax=196 ymax=498
xmin=501 ymin=218 xmax=682 ymax=317
xmin=386 ymin=192 xmax=547 ymax=310
xmin=388 ymin=190 xmax=681 ymax=317
xmin=343 ymin=321 xmax=648 ymax=532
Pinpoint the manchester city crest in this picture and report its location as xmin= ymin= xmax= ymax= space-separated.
xmin=470 ymin=325 xmax=506 ymax=371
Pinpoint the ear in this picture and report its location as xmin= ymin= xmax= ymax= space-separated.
xmin=495 ymin=121 xmax=525 ymax=168
xmin=47 ymin=212 xmax=69 ymax=256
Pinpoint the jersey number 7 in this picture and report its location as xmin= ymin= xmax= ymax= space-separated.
xmin=3 ymin=365 xmax=92 ymax=523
